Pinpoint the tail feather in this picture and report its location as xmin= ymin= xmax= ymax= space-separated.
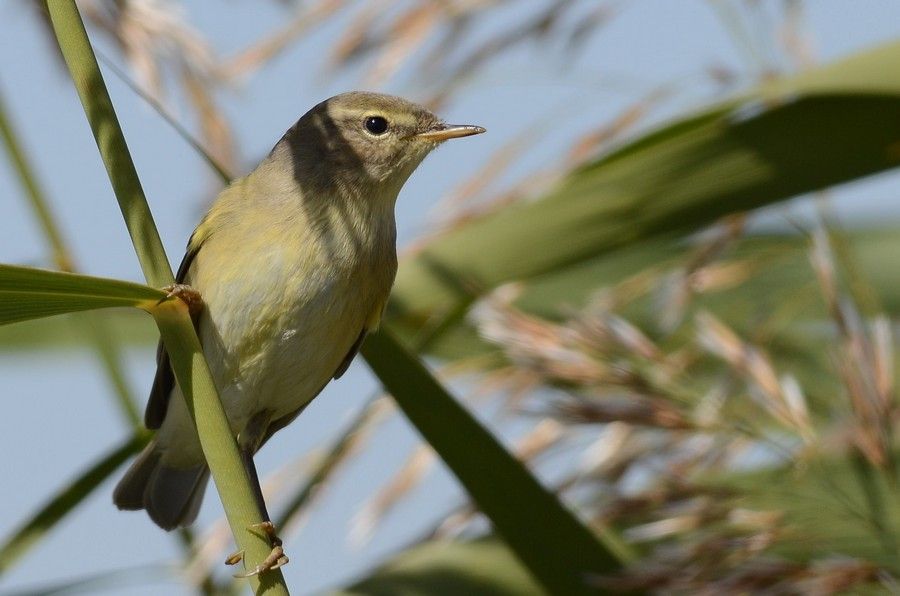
xmin=113 ymin=440 xmax=209 ymax=530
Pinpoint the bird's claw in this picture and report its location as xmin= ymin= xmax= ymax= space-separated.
xmin=250 ymin=521 xmax=281 ymax=543
xmin=228 ymin=521 xmax=289 ymax=577
xmin=161 ymin=283 xmax=203 ymax=316
xmin=233 ymin=545 xmax=289 ymax=578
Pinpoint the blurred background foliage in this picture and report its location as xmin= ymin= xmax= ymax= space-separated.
xmin=3 ymin=0 xmax=900 ymax=594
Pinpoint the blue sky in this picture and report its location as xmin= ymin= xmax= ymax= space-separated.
xmin=2 ymin=2 xmax=900 ymax=594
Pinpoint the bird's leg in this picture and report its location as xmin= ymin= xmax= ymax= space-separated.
xmin=161 ymin=283 xmax=203 ymax=317
xmin=226 ymin=424 xmax=289 ymax=577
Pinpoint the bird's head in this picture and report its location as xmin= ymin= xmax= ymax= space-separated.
xmin=280 ymin=92 xmax=484 ymax=197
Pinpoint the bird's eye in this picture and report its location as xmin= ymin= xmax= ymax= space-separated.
xmin=364 ymin=116 xmax=389 ymax=135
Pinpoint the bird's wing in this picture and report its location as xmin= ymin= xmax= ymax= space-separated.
xmin=144 ymin=235 xmax=204 ymax=429
xmin=333 ymin=327 xmax=367 ymax=380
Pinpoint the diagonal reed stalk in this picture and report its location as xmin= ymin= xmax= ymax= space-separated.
xmin=44 ymin=3 xmax=288 ymax=592
xmin=361 ymin=330 xmax=629 ymax=595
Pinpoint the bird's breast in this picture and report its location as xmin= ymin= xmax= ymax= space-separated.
xmin=191 ymin=217 xmax=396 ymax=430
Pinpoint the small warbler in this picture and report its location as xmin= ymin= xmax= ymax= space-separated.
xmin=113 ymin=92 xmax=484 ymax=542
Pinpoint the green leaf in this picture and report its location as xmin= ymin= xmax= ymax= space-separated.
xmin=360 ymin=330 xmax=631 ymax=596
xmin=0 ymin=433 xmax=149 ymax=574
xmin=334 ymin=537 xmax=544 ymax=596
xmin=389 ymin=41 xmax=900 ymax=329
xmin=0 ymin=263 xmax=165 ymax=326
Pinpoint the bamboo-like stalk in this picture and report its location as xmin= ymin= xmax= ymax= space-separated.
xmin=45 ymin=3 xmax=288 ymax=592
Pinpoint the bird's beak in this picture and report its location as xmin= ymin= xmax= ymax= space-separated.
xmin=416 ymin=124 xmax=486 ymax=141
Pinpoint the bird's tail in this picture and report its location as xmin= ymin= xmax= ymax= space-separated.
xmin=113 ymin=439 xmax=210 ymax=530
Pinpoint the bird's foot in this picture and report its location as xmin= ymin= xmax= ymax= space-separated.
xmin=226 ymin=521 xmax=289 ymax=578
xmin=250 ymin=521 xmax=281 ymax=541
xmin=161 ymin=283 xmax=203 ymax=316
xmin=232 ymin=544 xmax=289 ymax=578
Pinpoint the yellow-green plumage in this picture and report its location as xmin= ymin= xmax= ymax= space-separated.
xmin=113 ymin=92 xmax=484 ymax=529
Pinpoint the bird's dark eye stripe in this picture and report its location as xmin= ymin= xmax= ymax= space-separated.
xmin=364 ymin=115 xmax=389 ymax=135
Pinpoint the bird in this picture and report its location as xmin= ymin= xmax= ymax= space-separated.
xmin=113 ymin=92 xmax=484 ymax=556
